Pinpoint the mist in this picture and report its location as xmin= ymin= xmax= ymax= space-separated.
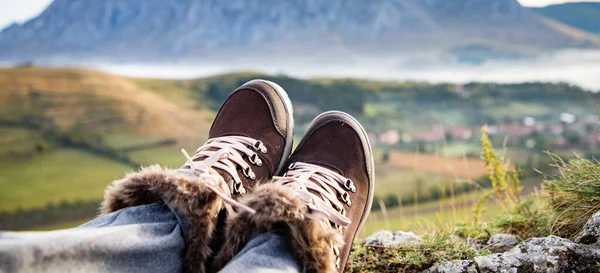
xmin=95 ymin=49 xmax=600 ymax=92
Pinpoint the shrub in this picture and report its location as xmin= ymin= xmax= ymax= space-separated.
xmin=493 ymin=197 xmax=553 ymax=239
xmin=474 ymin=125 xmax=523 ymax=225
xmin=480 ymin=124 xmax=523 ymax=209
xmin=544 ymin=153 xmax=600 ymax=239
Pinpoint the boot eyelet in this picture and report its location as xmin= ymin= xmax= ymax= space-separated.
xmin=243 ymin=167 xmax=256 ymax=180
xmin=233 ymin=182 xmax=246 ymax=196
xmin=253 ymin=141 xmax=267 ymax=153
xmin=341 ymin=192 xmax=352 ymax=206
xmin=250 ymin=154 xmax=262 ymax=166
xmin=344 ymin=179 xmax=356 ymax=192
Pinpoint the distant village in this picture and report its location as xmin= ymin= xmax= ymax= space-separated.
xmin=370 ymin=111 xmax=599 ymax=152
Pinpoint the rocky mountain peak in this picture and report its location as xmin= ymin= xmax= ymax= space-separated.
xmin=0 ymin=0 xmax=595 ymax=64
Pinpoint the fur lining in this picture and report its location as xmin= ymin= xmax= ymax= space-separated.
xmin=101 ymin=165 xmax=222 ymax=273
xmin=213 ymin=183 xmax=344 ymax=273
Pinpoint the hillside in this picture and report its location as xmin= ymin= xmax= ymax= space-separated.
xmin=0 ymin=67 xmax=214 ymax=214
xmin=0 ymin=67 xmax=213 ymax=149
xmin=533 ymin=2 xmax=600 ymax=34
xmin=2 ymin=67 xmax=599 ymax=156
xmin=0 ymin=0 xmax=598 ymax=65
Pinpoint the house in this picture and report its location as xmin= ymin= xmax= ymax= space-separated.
xmin=420 ymin=131 xmax=445 ymax=142
xmin=450 ymin=127 xmax=473 ymax=141
xmin=497 ymin=124 xmax=535 ymax=137
xmin=379 ymin=130 xmax=400 ymax=145
xmin=420 ymin=125 xmax=445 ymax=142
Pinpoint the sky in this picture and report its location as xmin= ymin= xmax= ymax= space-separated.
xmin=1 ymin=0 xmax=599 ymax=31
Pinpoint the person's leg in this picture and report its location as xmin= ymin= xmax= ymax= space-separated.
xmin=219 ymin=231 xmax=301 ymax=273
xmin=0 ymin=202 xmax=185 ymax=273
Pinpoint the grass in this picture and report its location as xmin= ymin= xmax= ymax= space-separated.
xmin=102 ymin=134 xmax=171 ymax=150
xmin=0 ymin=67 xmax=212 ymax=144
xmin=360 ymin=200 xmax=503 ymax=238
xmin=0 ymin=127 xmax=42 ymax=156
xmin=387 ymin=151 xmax=488 ymax=179
xmin=0 ymin=149 xmax=131 ymax=212
xmin=135 ymin=79 xmax=201 ymax=107
xmin=373 ymin=163 xmax=448 ymax=196
xmin=348 ymin=229 xmax=491 ymax=273
xmin=441 ymin=141 xmax=481 ymax=157
xmin=128 ymin=146 xmax=189 ymax=168
xmin=31 ymin=218 xmax=93 ymax=231
xmin=373 ymin=191 xmax=491 ymax=221
xmin=544 ymin=153 xmax=600 ymax=239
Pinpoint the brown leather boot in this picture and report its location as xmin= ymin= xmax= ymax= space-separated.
xmin=214 ymin=111 xmax=374 ymax=273
xmin=101 ymin=79 xmax=294 ymax=273
xmin=181 ymin=79 xmax=294 ymax=196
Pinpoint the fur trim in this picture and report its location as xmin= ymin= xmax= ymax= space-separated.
xmin=101 ymin=165 xmax=222 ymax=273
xmin=213 ymin=183 xmax=344 ymax=273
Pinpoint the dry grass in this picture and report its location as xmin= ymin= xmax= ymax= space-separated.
xmin=0 ymin=67 xmax=212 ymax=144
xmin=373 ymin=163 xmax=449 ymax=196
xmin=387 ymin=151 xmax=487 ymax=179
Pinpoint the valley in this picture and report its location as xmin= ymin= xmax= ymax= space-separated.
xmin=1 ymin=66 xmax=597 ymax=233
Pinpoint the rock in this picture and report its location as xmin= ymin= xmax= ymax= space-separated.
xmin=575 ymin=210 xmax=600 ymax=245
xmin=486 ymin=233 xmax=518 ymax=253
xmin=469 ymin=238 xmax=488 ymax=250
xmin=475 ymin=236 xmax=600 ymax=273
xmin=364 ymin=230 xmax=393 ymax=246
xmin=364 ymin=230 xmax=422 ymax=247
xmin=424 ymin=260 xmax=478 ymax=273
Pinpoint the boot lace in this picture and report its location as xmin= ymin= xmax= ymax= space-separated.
xmin=273 ymin=162 xmax=355 ymax=228
xmin=273 ymin=162 xmax=356 ymax=267
xmin=179 ymin=136 xmax=268 ymax=214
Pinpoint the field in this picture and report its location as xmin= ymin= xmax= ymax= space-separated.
xmin=387 ymin=151 xmax=487 ymax=179
xmin=0 ymin=148 xmax=131 ymax=212
xmin=373 ymin=163 xmax=448 ymax=197
xmin=360 ymin=198 xmax=503 ymax=238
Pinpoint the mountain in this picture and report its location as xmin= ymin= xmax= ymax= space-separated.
xmin=0 ymin=0 xmax=599 ymax=65
xmin=533 ymin=2 xmax=600 ymax=34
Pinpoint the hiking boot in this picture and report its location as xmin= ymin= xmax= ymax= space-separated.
xmin=281 ymin=111 xmax=374 ymax=271
xmin=179 ymin=79 xmax=294 ymax=198
xmin=214 ymin=111 xmax=374 ymax=273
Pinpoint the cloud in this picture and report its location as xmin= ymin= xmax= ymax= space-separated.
xmin=518 ymin=0 xmax=600 ymax=7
